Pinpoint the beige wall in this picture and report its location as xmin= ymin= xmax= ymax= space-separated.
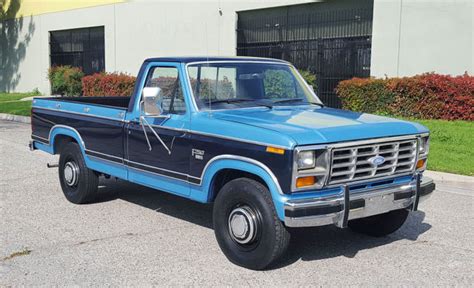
xmin=1 ymin=0 xmax=316 ymax=93
xmin=2 ymin=0 xmax=473 ymax=93
xmin=371 ymin=0 xmax=473 ymax=77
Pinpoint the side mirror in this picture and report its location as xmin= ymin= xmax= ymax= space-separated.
xmin=142 ymin=87 xmax=162 ymax=116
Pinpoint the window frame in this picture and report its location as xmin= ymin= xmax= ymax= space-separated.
xmin=142 ymin=65 xmax=188 ymax=116
xmin=184 ymin=61 xmax=322 ymax=111
xmin=49 ymin=26 xmax=105 ymax=75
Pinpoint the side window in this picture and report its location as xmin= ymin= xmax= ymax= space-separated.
xmin=188 ymin=66 xmax=237 ymax=101
xmin=145 ymin=66 xmax=186 ymax=114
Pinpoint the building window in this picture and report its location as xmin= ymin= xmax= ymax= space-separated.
xmin=49 ymin=26 xmax=105 ymax=75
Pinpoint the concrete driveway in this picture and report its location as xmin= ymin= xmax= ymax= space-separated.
xmin=1 ymin=120 xmax=472 ymax=286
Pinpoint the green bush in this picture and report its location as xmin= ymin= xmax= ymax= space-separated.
xmin=299 ymin=70 xmax=317 ymax=90
xmin=48 ymin=66 xmax=84 ymax=96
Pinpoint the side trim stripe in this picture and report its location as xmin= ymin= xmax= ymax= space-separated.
xmin=85 ymin=150 xmax=123 ymax=164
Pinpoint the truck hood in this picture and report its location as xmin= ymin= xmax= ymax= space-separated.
xmin=212 ymin=106 xmax=428 ymax=146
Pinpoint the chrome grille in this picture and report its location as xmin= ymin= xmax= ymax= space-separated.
xmin=328 ymin=139 xmax=417 ymax=185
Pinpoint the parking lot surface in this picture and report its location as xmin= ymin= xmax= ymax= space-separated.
xmin=1 ymin=120 xmax=472 ymax=286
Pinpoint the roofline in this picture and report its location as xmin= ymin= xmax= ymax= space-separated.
xmin=143 ymin=56 xmax=290 ymax=64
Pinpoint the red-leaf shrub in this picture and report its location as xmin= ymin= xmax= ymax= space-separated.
xmin=336 ymin=73 xmax=474 ymax=121
xmin=82 ymin=73 xmax=136 ymax=96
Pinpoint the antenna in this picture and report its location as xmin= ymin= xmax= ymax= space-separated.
xmin=204 ymin=20 xmax=212 ymax=115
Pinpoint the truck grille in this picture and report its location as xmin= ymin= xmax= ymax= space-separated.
xmin=328 ymin=139 xmax=417 ymax=185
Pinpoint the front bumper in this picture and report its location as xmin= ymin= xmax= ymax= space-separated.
xmin=284 ymin=176 xmax=435 ymax=228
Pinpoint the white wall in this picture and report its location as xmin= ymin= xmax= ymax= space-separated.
xmin=1 ymin=0 xmax=317 ymax=94
xmin=4 ymin=0 xmax=473 ymax=93
xmin=371 ymin=0 xmax=473 ymax=77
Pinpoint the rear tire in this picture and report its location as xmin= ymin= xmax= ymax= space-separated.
xmin=58 ymin=142 xmax=98 ymax=204
xmin=213 ymin=178 xmax=290 ymax=270
xmin=348 ymin=208 xmax=409 ymax=237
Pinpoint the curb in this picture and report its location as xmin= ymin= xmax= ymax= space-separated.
xmin=0 ymin=113 xmax=31 ymax=123
xmin=425 ymin=170 xmax=474 ymax=184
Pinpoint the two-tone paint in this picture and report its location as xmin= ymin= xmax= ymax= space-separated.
xmin=30 ymin=57 xmax=430 ymax=221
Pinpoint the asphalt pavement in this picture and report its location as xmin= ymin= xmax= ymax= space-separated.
xmin=0 ymin=120 xmax=472 ymax=286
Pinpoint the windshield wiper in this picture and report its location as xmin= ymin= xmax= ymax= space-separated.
xmin=209 ymin=98 xmax=273 ymax=109
xmin=273 ymin=98 xmax=324 ymax=107
xmin=209 ymin=98 xmax=255 ymax=104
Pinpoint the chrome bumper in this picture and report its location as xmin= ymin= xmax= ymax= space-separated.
xmin=284 ymin=176 xmax=435 ymax=228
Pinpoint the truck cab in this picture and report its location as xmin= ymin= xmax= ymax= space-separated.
xmin=30 ymin=57 xmax=435 ymax=270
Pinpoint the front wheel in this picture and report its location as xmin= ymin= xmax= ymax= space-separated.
xmin=348 ymin=208 xmax=409 ymax=237
xmin=58 ymin=142 xmax=98 ymax=204
xmin=213 ymin=178 xmax=290 ymax=270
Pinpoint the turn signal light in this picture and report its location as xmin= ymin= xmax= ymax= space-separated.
xmin=416 ymin=159 xmax=426 ymax=169
xmin=296 ymin=176 xmax=316 ymax=188
xmin=266 ymin=146 xmax=285 ymax=155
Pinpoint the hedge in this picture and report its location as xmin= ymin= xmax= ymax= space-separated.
xmin=82 ymin=73 xmax=136 ymax=96
xmin=336 ymin=73 xmax=474 ymax=121
xmin=48 ymin=66 xmax=84 ymax=96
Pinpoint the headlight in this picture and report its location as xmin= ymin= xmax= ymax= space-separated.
xmin=297 ymin=151 xmax=315 ymax=169
xmin=293 ymin=148 xmax=330 ymax=191
xmin=419 ymin=135 xmax=430 ymax=157
xmin=416 ymin=135 xmax=430 ymax=171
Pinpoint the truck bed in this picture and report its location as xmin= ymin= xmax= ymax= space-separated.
xmin=31 ymin=96 xmax=129 ymax=169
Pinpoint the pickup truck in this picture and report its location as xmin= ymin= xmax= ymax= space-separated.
xmin=30 ymin=57 xmax=435 ymax=270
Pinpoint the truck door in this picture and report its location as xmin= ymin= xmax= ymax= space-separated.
xmin=126 ymin=63 xmax=191 ymax=196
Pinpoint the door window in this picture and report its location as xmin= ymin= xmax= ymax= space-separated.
xmin=145 ymin=66 xmax=186 ymax=114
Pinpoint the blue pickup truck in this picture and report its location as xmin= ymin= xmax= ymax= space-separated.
xmin=30 ymin=57 xmax=435 ymax=269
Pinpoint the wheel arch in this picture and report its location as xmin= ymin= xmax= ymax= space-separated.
xmin=50 ymin=125 xmax=86 ymax=155
xmin=200 ymin=155 xmax=286 ymax=220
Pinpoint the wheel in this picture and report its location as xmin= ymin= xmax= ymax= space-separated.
xmin=348 ymin=208 xmax=409 ymax=237
xmin=213 ymin=178 xmax=290 ymax=270
xmin=58 ymin=142 xmax=98 ymax=204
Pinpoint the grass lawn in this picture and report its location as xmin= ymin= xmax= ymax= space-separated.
xmin=0 ymin=91 xmax=40 ymax=102
xmin=414 ymin=119 xmax=473 ymax=176
xmin=0 ymin=91 xmax=40 ymax=116
xmin=0 ymin=100 xmax=33 ymax=116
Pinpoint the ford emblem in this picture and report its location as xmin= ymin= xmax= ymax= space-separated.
xmin=368 ymin=155 xmax=385 ymax=166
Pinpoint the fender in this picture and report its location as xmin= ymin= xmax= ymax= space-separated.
xmin=32 ymin=125 xmax=86 ymax=155
xmin=193 ymin=155 xmax=289 ymax=221
xmin=49 ymin=125 xmax=86 ymax=154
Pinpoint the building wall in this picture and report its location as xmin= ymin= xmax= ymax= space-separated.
xmin=1 ymin=0 xmax=473 ymax=93
xmin=371 ymin=0 xmax=473 ymax=77
xmin=1 ymin=0 xmax=317 ymax=93
xmin=1 ymin=0 xmax=125 ymax=18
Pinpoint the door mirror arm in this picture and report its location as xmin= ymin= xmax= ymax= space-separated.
xmin=138 ymin=87 xmax=172 ymax=154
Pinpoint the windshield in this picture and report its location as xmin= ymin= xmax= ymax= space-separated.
xmin=187 ymin=62 xmax=322 ymax=110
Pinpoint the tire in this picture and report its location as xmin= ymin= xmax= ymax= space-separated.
xmin=58 ymin=142 xmax=98 ymax=204
xmin=348 ymin=208 xmax=409 ymax=237
xmin=213 ymin=178 xmax=290 ymax=270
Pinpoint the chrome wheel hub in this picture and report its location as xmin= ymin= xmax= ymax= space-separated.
xmin=228 ymin=206 xmax=258 ymax=245
xmin=64 ymin=161 xmax=79 ymax=187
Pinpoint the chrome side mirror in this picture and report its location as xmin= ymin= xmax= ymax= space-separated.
xmin=142 ymin=87 xmax=162 ymax=116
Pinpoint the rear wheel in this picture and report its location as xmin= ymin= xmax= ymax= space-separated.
xmin=58 ymin=142 xmax=98 ymax=204
xmin=213 ymin=178 xmax=290 ymax=270
xmin=348 ymin=208 xmax=409 ymax=237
